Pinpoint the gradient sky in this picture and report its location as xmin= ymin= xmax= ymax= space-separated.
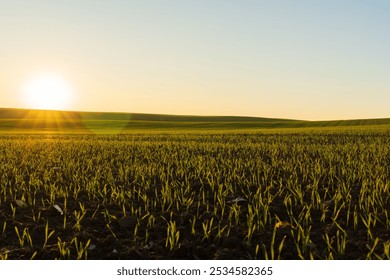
xmin=1 ymin=0 xmax=389 ymax=120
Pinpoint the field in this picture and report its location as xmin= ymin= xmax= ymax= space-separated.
xmin=0 ymin=109 xmax=389 ymax=260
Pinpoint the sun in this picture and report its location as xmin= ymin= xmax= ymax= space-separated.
xmin=22 ymin=73 xmax=74 ymax=110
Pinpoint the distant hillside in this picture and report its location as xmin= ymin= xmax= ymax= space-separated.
xmin=0 ymin=108 xmax=389 ymax=131
xmin=0 ymin=108 xmax=295 ymax=122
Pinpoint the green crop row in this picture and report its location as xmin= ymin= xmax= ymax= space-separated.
xmin=0 ymin=130 xmax=389 ymax=259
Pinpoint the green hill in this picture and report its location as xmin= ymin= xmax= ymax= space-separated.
xmin=0 ymin=108 xmax=389 ymax=132
xmin=0 ymin=108 xmax=296 ymax=122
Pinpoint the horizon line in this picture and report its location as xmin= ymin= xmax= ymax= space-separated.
xmin=1 ymin=107 xmax=389 ymax=123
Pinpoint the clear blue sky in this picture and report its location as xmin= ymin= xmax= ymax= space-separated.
xmin=1 ymin=0 xmax=389 ymax=120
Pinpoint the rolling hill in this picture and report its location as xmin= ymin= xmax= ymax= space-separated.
xmin=0 ymin=108 xmax=389 ymax=132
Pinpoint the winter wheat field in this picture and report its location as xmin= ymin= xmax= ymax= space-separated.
xmin=0 ymin=109 xmax=389 ymax=260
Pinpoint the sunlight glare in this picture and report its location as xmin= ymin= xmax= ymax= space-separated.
xmin=22 ymin=73 xmax=74 ymax=110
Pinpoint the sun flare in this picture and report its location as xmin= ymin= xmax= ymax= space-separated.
xmin=22 ymin=73 xmax=74 ymax=110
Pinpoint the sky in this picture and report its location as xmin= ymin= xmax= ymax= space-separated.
xmin=0 ymin=0 xmax=389 ymax=120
